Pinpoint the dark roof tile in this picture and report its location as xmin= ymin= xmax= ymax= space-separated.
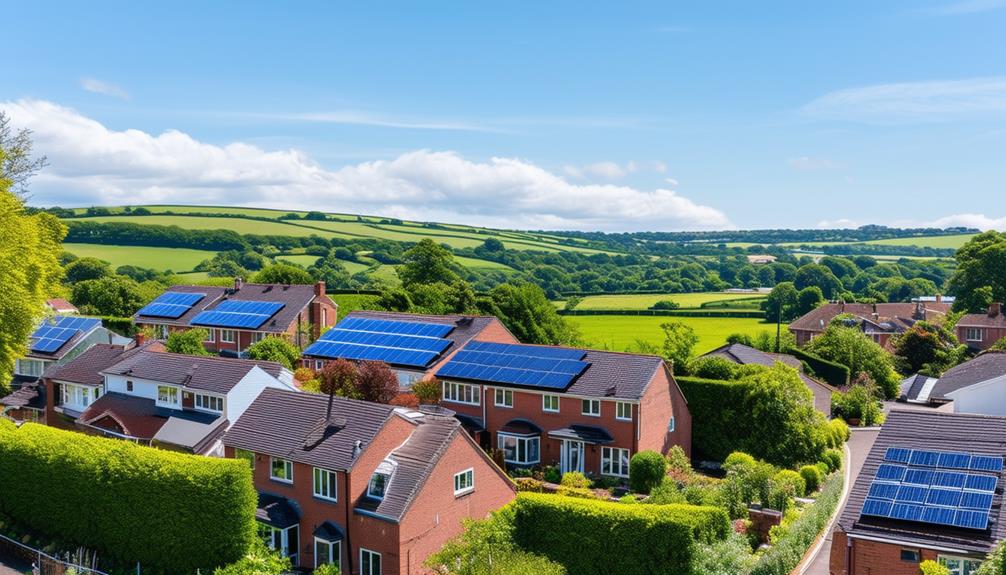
xmin=931 ymin=352 xmax=1006 ymax=399
xmin=103 ymin=350 xmax=285 ymax=394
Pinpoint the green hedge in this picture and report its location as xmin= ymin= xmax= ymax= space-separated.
xmin=95 ymin=316 xmax=137 ymax=337
xmin=511 ymin=493 xmax=729 ymax=575
xmin=0 ymin=422 xmax=256 ymax=573
xmin=559 ymin=309 xmax=765 ymax=318
xmin=677 ymin=376 xmax=754 ymax=461
xmin=789 ymin=348 xmax=850 ymax=388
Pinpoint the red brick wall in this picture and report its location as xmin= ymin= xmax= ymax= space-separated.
xmin=793 ymin=329 xmax=816 ymax=347
xmin=957 ymin=325 xmax=1006 ymax=350
xmin=829 ymin=530 xmax=942 ymax=575
xmin=397 ymin=433 xmax=516 ymax=575
xmin=640 ymin=366 xmax=691 ymax=458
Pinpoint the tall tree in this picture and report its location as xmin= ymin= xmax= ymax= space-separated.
xmin=0 ymin=112 xmax=48 ymax=196
xmin=948 ymin=231 xmax=1006 ymax=313
xmin=659 ymin=321 xmax=699 ymax=373
xmin=246 ymin=336 xmax=301 ymax=369
xmin=252 ymin=263 xmax=313 ymax=285
xmin=478 ymin=282 xmax=578 ymax=345
xmin=805 ymin=321 xmax=900 ymax=398
xmin=397 ymin=239 xmax=461 ymax=286
xmin=762 ymin=282 xmax=798 ymax=322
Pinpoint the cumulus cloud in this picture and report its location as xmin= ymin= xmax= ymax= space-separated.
xmin=788 ymin=156 xmax=838 ymax=171
xmin=80 ymin=78 xmax=130 ymax=100
xmin=923 ymin=213 xmax=1006 ymax=230
xmin=817 ymin=218 xmax=860 ymax=229
xmin=2 ymin=99 xmax=731 ymax=232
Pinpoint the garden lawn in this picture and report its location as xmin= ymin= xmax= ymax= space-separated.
xmin=569 ymin=315 xmax=786 ymax=355
xmin=63 ymin=243 xmax=215 ymax=272
xmin=565 ymin=292 xmax=765 ymax=311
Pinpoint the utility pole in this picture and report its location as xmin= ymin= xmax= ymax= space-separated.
xmin=775 ymin=295 xmax=782 ymax=353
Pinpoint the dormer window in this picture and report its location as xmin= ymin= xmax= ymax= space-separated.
xmin=156 ymin=385 xmax=180 ymax=408
xmin=368 ymin=461 xmax=396 ymax=499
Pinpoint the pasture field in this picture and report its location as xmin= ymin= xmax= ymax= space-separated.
xmin=561 ymin=292 xmax=765 ymax=311
xmin=331 ymin=293 xmax=381 ymax=316
xmin=865 ymin=233 xmax=974 ymax=249
xmin=276 ymin=254 xmax=322 ymax=267
xmin=63 ymin=243 xmax=214 ymax=272
xmin=569 ymin=315 xmax=784 ymax=355
xmin=454 ymin=255 xmax=513 ymax=271
xmin=73 ymin=215 xmax=355 ymax=239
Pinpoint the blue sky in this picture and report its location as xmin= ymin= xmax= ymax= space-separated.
xmin=3 ymin=0 xmax=1006 ymax=231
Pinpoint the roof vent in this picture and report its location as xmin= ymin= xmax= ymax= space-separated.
xmin=264 ymin=285 xmax=273 ymax=293
xmin=352 ymin=440 xmax=363 ymax=459
xmin=604 ymin=385 xmax=617 ymax=397
xmin=456 ymin=317 xmax=474 ymax=327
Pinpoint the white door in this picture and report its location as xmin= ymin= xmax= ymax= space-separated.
xmin=560 ymin=440 xmax=584 ymax=474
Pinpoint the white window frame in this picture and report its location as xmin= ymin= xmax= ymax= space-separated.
xmin=965 ymin=327 xmax=983 ymax=342
xmin=394 ymin=369 xmax=423 ymax=388
xmin=615 ymin=401 xmax=632 ymax=421
xmin=314 ymin=360 xmax=324 ymax=370
xmin=156 ymin=385 xmax=180 ymax=409
xmin=194 ymin=393 xmax=224 ymax=413
xmin=454 ymin=468 xmax=475 ymax=496
xmin=61 ymin=383 xmax=100 ymax=411
xmin=582 ymin=398 xmax=601 ymax=417
xmin=313 ymin=467 xmax=338 ymax=502
xmin=314 ymin=537 xmax=341 ymax=570
xmin=15 ymin=358 xmax=45 ymax=377
xmin=668 ymin=416 xmax=676 ymax=432
xmin=360 ymin=548 xmax=382 ymax=575
xmin=938 ymin=555 xmax=982 ymax=575
xmin=442 ymin=381 xmax=480 ymax=405
xmin=498 ymin=433 xmax=540 ymax=465
xmin=251 ymin=332 xmax=266 ymax=344
xmin=204 ymin=329 xmax=215 ymax=343
xmin=220 ymin=329 xmax=236 ymax=343
xmin=494 ymin=388 xmax=513 ymax=408
xmin=262 ymin=524 xmax=299 ymax=564
xmin=542 ymin=394 xmax=560 ymax=413
xmin=368 ymin=472 xmax=390 ymax=499
xmin=154 ymin=324 xmax=169 ymax=339
xmin=270 ymin=457 xmax=294 ymax=484
xmin=601 ymin=446 xmax=631 ymax=478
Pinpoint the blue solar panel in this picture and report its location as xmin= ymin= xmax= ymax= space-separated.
xmin=938 ymin=452 xmax=973 ymax=470
xmin=885 ymin=447 xmax=912 ymax=464
xmin=463 ymin=340 xmax=587 ymax=361
xmin=877 ymin=464 xmax=907 ymax=482
xmin=868 ymin=482 xmax=899 ymax=500
xmin=435 ymin=341 xmax=590 ymax=391
xmin=909 ymin=450 xmax=941 ymax=467
xmin=890 ymin=503 xmax=925 ymax=522
xmin=931 ymin=471 xmax=966 ymax=488
xmin=970 ymin=455 xmax=1004 ymax=473
xmin=862 ymin=498 xmax=892 ymax=518
xmin=302 ymin=340 xmax=441 ymax=368
xmin=29 ymin=316 xmax=101 ymax=354
xmin=306 ymin=316 xmax=457 ymax=367
xmin=904 ymin=468 xmax=933 ymax=485
xmin=921 ymin=506 xmax=957 ymax=526
xmin=965 ymin=474 xmax=998 ymax=493
xmin=335 ymin=317 xmax=454 ymax=339
xmin=191 ymin=300 xmax=284 ymax=329
xmin=896 ymin=485 xmax=929 ymax=504
xmin=926 ymin=488 xmax=962 ymax=507
xmin=960 ymin=491 xmax=994 ymax=510
xmin=954 ymin=510 xmax=991 ymax=530
xmin=137 ymin=291 xmax=206 ymax=318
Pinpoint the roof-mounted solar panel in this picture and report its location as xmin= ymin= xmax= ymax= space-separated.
xmin=191 ymin=300 xmax=284 ymax=329
xmin=909 ymin=450 xmax=941 ymax=467
xmin=29 ymin=316 xmax=101 ymax=354
xmin=305 ymin=317 xmax=457 ymax=368
xmin=335 ymin=317 xmax=454 ymax=339
xmin=137 ymin=291 xmax=206 ymax=319
xmin=970 ymin=455 xmax=1004 ymax=473
xmin=885 ymin=447 xmax=912 ymax=464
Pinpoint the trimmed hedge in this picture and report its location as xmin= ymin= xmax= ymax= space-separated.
xmin=0 ymin=422 xmax=257 ymax=573
xmin=789 ymin=348 xmax=850 ymax=388
xmin=512 ymin=492 xmax=729 ymax=575
xmin=676 ymin=376 xmax=754 ymax=460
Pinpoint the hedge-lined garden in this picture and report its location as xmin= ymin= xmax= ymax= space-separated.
xmin=0 ymin=421 xmax=257 ymax=573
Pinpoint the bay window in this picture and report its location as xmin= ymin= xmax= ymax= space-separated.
xmin=498 ymin=433 xmax=540 ymax=465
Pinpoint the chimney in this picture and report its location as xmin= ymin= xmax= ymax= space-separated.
xmin=314 ymin=281 xmax=326 ymax=298
xmin=134 ymin=332 xmax=146 ymax=347
xmin=234 ymin=277 xmax=244 ymax=291
xmin=936 ymin=294 xmax=943 ymax=304
xmin=990 ymin=303 xmax=1003 ymax=318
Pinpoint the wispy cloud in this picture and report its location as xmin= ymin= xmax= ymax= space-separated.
xmin=788 ymin=156 xmax=838 ymax=171
xmin=801 ymin=77 xmax=1006 ymax=123
xmin=252 ymin=111 xmax=496 ymax=132
xmin=925 ymin=0 xmax=1006 ymax=14
xmin=563 ymin=160 xmax=668 ymax=181
xmin=80 ymin=77 xmax=130 ymax=100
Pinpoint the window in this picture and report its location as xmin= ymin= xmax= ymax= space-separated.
xmin=235 ymin=448 xmax=255 ymax=469
xmin=582 ymin=398 xmax=600 ymax=416
xmin=154 ymin=324 xmax=168 ymax=339
xmin=900 ymin=549 xmax=920 ymax=563
xmin=261 ymin=524 xmax=299 ymax=564
xmin=601 ymin=447 xmax=631 ymax=477
xmin=494 ymin=388 xmax=513 ymax=408
xmin=454 ymin=468 xmax=475 ymax=496
xmin=368 ymin=472 xmax=390 ymax=499
xmin=361 ymin=549 xmax=382 ymax=575
xmin=194 ymin=393 xmax=224 ymax=413
xmin=270 ymin=457 xmax=293 ymax=483
xmin=965 ymin=327 xmax=983 ymax=342
xmin=156 ymin=385 xmax=180 ymax=408
xmin=221 ymin=329 xmax=236 ymax=343
xmin=313 ymin=467 xmax=338 ymax=502
xmin=204 ymin=330 xmax=215 ymax=343
xmin=314 ymin=360 xmax=324 ymax=370
xmin=615 ymin=401 xmax=632 ymax=420
xmin=321 ymin=308 xmax=328 ymax=326
xmin=126 ymin=380 xmax=134 ymax=392
xmin=394 ymin=370 xmax=423 ymax=388
xmin=498 ymin=434 xmax=540 ymax=465
xmin=14 ymin=358 xmax=44 ymax=377
xmin=668 ymin=416 xmax=676 ymax=432
xmin=61 ymin=384 xmax=99 ymax=410
xmin=939 ymin=556 xmax=982 ymax=575
xmin=443 ymin=381 xmax=480 ymax=405
xmin=314 ymin=538 xmax=341 ymax=569
xmin=542 ymin=394 xmax=560 ymax=413
xmin=251 ymin=332 xmax=265 ymax=343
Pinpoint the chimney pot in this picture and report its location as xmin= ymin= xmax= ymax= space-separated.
xmin=936 ymin=295 xmax=943 ymax=304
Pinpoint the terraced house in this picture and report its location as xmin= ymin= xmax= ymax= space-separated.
xmin=221 ymin=388 xmax=515 ymax=574
xmin=133 ymin=278 xmax=338 ymax=354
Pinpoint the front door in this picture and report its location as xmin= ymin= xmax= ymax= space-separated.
xmin=560 ymin=440 xmax=584 ymax=474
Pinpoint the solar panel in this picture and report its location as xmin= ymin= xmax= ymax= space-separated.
xmin=960 ymin=491 xmax=994 ymax=510
xmin=305 ymin=316 xmax=460 ymax=368
xmin=334 ymin=317 xmax=454 ymax=339
xmin=970 ymin=455 xmax=1005 ymax=473
xmin=137 ymin=291 xmax=206 ymax=319
xmin=868 ymin=481 xmax=900 ymax=500
xmin=926 ymin=488 xmax=962 ymax=507
xmin=895 ymin=485 xmax=929 ymax=504
xmin=921 ymin=506 xmax=956 ymax=526
xmin=877 ymin=464 xmax=907 ymax=482
xmin=191 ymin=300 xmax=284 ymax=329
xmin=29 ymin=316 xmax=102 ymax=354
xmin=435 ymin=341 xmax=591 ymax=391
xmin=862 ymin=498 xmax=892 ymax=518
xmin=909 ymin=450 xmax=941 ymax=467
xmin=890 ymin=503 xmax=925 ymax=522
xmin=885 ymin=447 xmax=912 ymax=464
xmin=938 ymin=452 xmax=972 ymax=470
xmin=463 ymin=340 xmax=588 ymax=361
xmin=954 ymin=510 xmax=991 ymax=530
xmin=965 ymin=474 xmax=998 ymax=493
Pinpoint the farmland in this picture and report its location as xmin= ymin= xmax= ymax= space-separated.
xmin=569 ymin=315 xmax=784 ymax=355
xmin=63 ymin=243 xmax=214 ymax=273
xmin=560 ymin=292 xmax=765 ymax=311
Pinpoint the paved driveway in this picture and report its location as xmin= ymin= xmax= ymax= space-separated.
xmin=803 ymin=426 xmax=881 ymax=575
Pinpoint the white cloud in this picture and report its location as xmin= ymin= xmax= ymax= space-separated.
xmin=817 ymin=218 xmax=860 ymax=229
xmin=2 ymin=99 xmax=731 ymax=232
xmin=801 ymin=77 xmax=1006 ymax=123
xmin=246 ymin=111 xmax=495 ymax=132
xmin=926 ymin=0 xmax=1006 ymax=14
xmin=923 ymin=213 xmax=1006 ymax=230
xmin=788 ymin=156 xmax=838 ymax=171
xmin=563 ymin=160 xmax=668 ymax=181
xmin=80 ymin=78 xmax=130 ymax=100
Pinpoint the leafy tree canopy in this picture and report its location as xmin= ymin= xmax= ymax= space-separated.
xmin=246 ymin=336 xmax=301 ymax=369
xmin=252 ymin=263 xmax=314 ymax=285
xmin=165 ymin=328 xmax=212 ymax=356
xmin=805 ymin=323 xmax=900 ymax=398
xmin=64 ymin=256 xmax=113 ymax=283
xmin=949 ymin=230 xmax=1006 ymax=313
xmin=397 ymin=239 xmax=461 ymax=287
xmin=659 ymin=321 xmax=699 ymax=372
xmin=478 ymin=282 xmax=579 ymax=345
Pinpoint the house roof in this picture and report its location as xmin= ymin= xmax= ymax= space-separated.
xmin=0 ymin=383 xmax=44 ymax=410
xmin=930 ymin=352 xmax=1006 ymax=399
xmin=789 ymin=302 xmax=951 ymax=333
xmin=257 ymin=493 xmax=300 ymax=529
xmin=77 ymin=392 xmax=168 ymax=440
xmin=838 ymin=410 xmax=1006 ymax=553
xmin=102 ymin=350 xmax=285 ymax=394
xmin=957 ymin=310 xmax=1006 ymax=328
xmin=46 ymin=298 xmax=78 ymax=313
xmin=133 ymin=282 xmax=320 ymax=333
xmin=900 ymin=373 xmax=941 ymax=403
xmin=547 ymin=425 xmax=615 ymax=445
xmin=702 ymin=342 xmax=837 ymax=398
xmin=222 ymin=388 xmax=398 ymax=471
xmin=43 ymin=342 xmax=153 ymax=386
xmin=27 ymin=316 xmax=104 ymax=361
xmin=355 ymin=415 xmax=460 ymax=522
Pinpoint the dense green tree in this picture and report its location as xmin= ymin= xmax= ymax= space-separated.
xmin=478 ymin=282 xmax=578 ymax=345
xmin=398 ymin=239 xmax=461 ymax=286
xmin=762 ymin=282 xmax=798 ymax=322
xmin=891 ymin=321 xmax=966 ymax=376
xmin=64 ymin=256 xmax=113 ymax=283
xmin=165 ymin=328 xmax=212 ymax=356
xmin=794 ymin=264 xmax=843 ymax=299
xmin=948 ymin=231 xmax=1006 ymax=312
xmin=308 ymin=251 xmax=352 ymax=288
xmin=658 ymin=321 xmax=699 ymax=372
xmin=796 ymin=286 xmax=825 ymax=316
xmin=0 ymin=112 xmax=48 ymax=194
xmin=252 ymin=263 xmax=314 ymax=285
xmin=806 ymin=322 xmax=901 ymax=398
xmin=246 ymin=336 xmax=301 ymax=369
xmin=742 ymin=364 xmax=828 ymax=468
xmin=70 ymin=275 xmax=148 ymax=317
xmin=481 ymin=237 xmax=504 ymax=252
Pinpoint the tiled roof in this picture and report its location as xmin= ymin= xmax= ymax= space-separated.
xmin=569 ymin=350 xmax=663 ymax=400
xmin=931 ymin=352 xmax=1006 ymax=399
xmin=356 ymin=415 xmax=459 ymax=522
xmin=789 ymin=302 xmax=951 ymax=333
xmin=132 ymin=285 xmax=227 ymax=326
xmin=102 ymin=350 xmax=285 ymax=394
xmin=547 ymin=425 xmax=614 ymax=445
xmin=78 ymin=392 xmax=168 ymax=440
xmin=28 ymin=317 xmax=104 ymax=361
xmin=46 ymin=298 xmax=78 ymax=313
xmin=838 ymin=410 xmax=1006 ymax=553
xmin=704 ymin=343 xmax=779 ymax=367
xmin=957 ymin=311 xmax=1006 ymax=328
xmin=222 ymin=388 xmax=397 ymax=471
xmin=43 ymin=343 xmax=142 ymax=386
xmin=0 ymin=384 xmax=43 ymax=409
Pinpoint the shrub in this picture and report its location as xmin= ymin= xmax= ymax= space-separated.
xmin=164 ymin=328 xmax=212 ymax=356
xmin=666 ymin=445 xmax=692 ymax=475
xmin=0 ymin=422 xmax=256 ymax=573
xmin=555 ymin=486 xmax=598 ymax=499
xmin=832 ymin=376 xmax=885 ymax=426
xmin=919 ymin=560 xmax=951 ymax=575
xmin=293 ymin=367 xmax=315 ymax=382
xmin=512 ymin=493 xmax=730 ymax=575
xmin=789 ymin=347 xmax=850 ymax=388
xmin=828 ymin=419 xmax=850 ymax=446
xmin=513 ymin=478 xmax=546 ymax=493
xmin=630 ymin=450 xmax=668 ymax=494
xmin=800 ymin=465 xmax=823 ymax=493
xmin=245 ymin=336 xmax=300 ymax=369
xmin=651 ymin=299 xmax=680 ymax=310
xmin=411 ymin=378 xmax=442 ymax=405
xmin=771 ymin=470 xmax=806 ymax=502
xmin=691 ymin=532 xmax=759 ymax=575
xmin=213 ymin=540 xmax=291 ymax=575
xmin=974 ymin=538 xmax=1005 ymax=575
xmin=619 ymin=494 xmax=639 ymax=504
xmin=542 ymin=466 xmax=561 ymax=484
xmin=688 ymin=356 xmax=738 ymax=380
xmin=648 ymin=477 xmax=688 ymax=504
xmin=822 ymin=449 xmax=843 ymax=473
xmin=816 ymin=462 xmax=830 ymax=477
xmin=560 ymin=472 xmax=590 ymax=489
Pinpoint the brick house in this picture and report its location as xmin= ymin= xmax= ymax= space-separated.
xmin=956 ymin=303 xmax=1006 ymax=351
xmin=701 ymin=342 xmax=835 ymax=414
xmin=829 ymin=410 xmax=1006 ymax=575
xmin=789 ymin=300 xmax=952 ymax=349
xmin=133 ymin=278 xmax=338 ymax=354
xmin=43 ymin=343 xmax=296 ymax=455
xmin=301 ymin=311 xmax=518 ymax=389
xmin=221 ymin=388 xmax=515 ymax=574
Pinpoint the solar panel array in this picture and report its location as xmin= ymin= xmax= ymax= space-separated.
xmin=191 ymin=300 xmax=286 ymax=329
xmin=136 ymin=291 xmax=206 ymax=319
xmin=30 ymin=316 xmax=102 ymax=354
xmin=860 ymin=446 xmax=1003 ymax=531
xmin=435 ymin=340 xmax=590 ymax=391
xmin=303 ymin=317 xmax=456 ymax=368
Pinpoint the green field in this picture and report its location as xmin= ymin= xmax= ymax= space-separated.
xmin=331 ymin=293 xmax=381 ymax=317
xmin=454 ymin=255 xmax=513 ymax=271
xmin=63 ymin=243 xmax=215 ymax=272
xmin=570 ymin=315 xmax=784 ymax=355
xmin=74 ymin=215 xmax=354 ymax=238
xmin=865 ymin=233 xmax=974 ymax=249
xmin=561 ymin=292 xmax=765 ymax=311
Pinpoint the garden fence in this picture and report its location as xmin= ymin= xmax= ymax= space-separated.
xmin=0 ymin=533 xmax=111 ymax=575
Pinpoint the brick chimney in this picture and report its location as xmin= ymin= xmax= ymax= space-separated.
xmin=936 ymin=294 xmax=943 ymax=304
xmin=235 ymin=277 xmax=244 ymax=290
xmin=990 ymin=303 xmax=1002 ymax=318
xmin=134 ymin=332 xmax=146 ymax=347
xmin=314 ymin=280 xmax=326 ymax=298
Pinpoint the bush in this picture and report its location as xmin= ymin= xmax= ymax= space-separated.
xmin=559 ymin=472 xmax=590 ymax=489
xmin=666 ymin=445 xmax=692 ymax=475
xmin=411 ymin=378 xmax=442 ymax=405
xmin=827 ymin=419 xmax=850 ymax=446
xmin=542 ymin=466 xmax=561 ymax=484
xmin=688 ymin=356 xmax=738 ymax=380
xmin=512 ymin=493 xmax=729 ymax=575
xmin=630 ymin=450 xmax=668 ymax=494
xmin=245 ymin=336 xmax=300 ymax=369
xmin=648 ymin=477 xmax=688 ymax=505
xmin=213 ymin=540 xmax=291 ymax=575
xmin=974 ymin=539 xmax=1005 ymax=575
xmin=650 ymin=300 xmax=680 ymax=310
xmin=800 ymin=465 xmax=823 ymax=493
xmin=772 ymin=470 xmax=806 ymax=501
xmin=822 ymin=449 xmax=843 ymax=473
xmin=919 ymin=560 xmax=951 ymax=575
xmin=513 ymin=478 xmax=546 ymax=493
xmin=164 ymin=328 xmax=212 ymax=356
xmin=832 ymin=376 xmax=885 ymax=426
xmin=555 ymin=486 xmax=598 ymax=499
xmin=0 ymin=422 xmax=256 ymax=573
xmin=691 ymin=532 xmax=759 ymax=575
